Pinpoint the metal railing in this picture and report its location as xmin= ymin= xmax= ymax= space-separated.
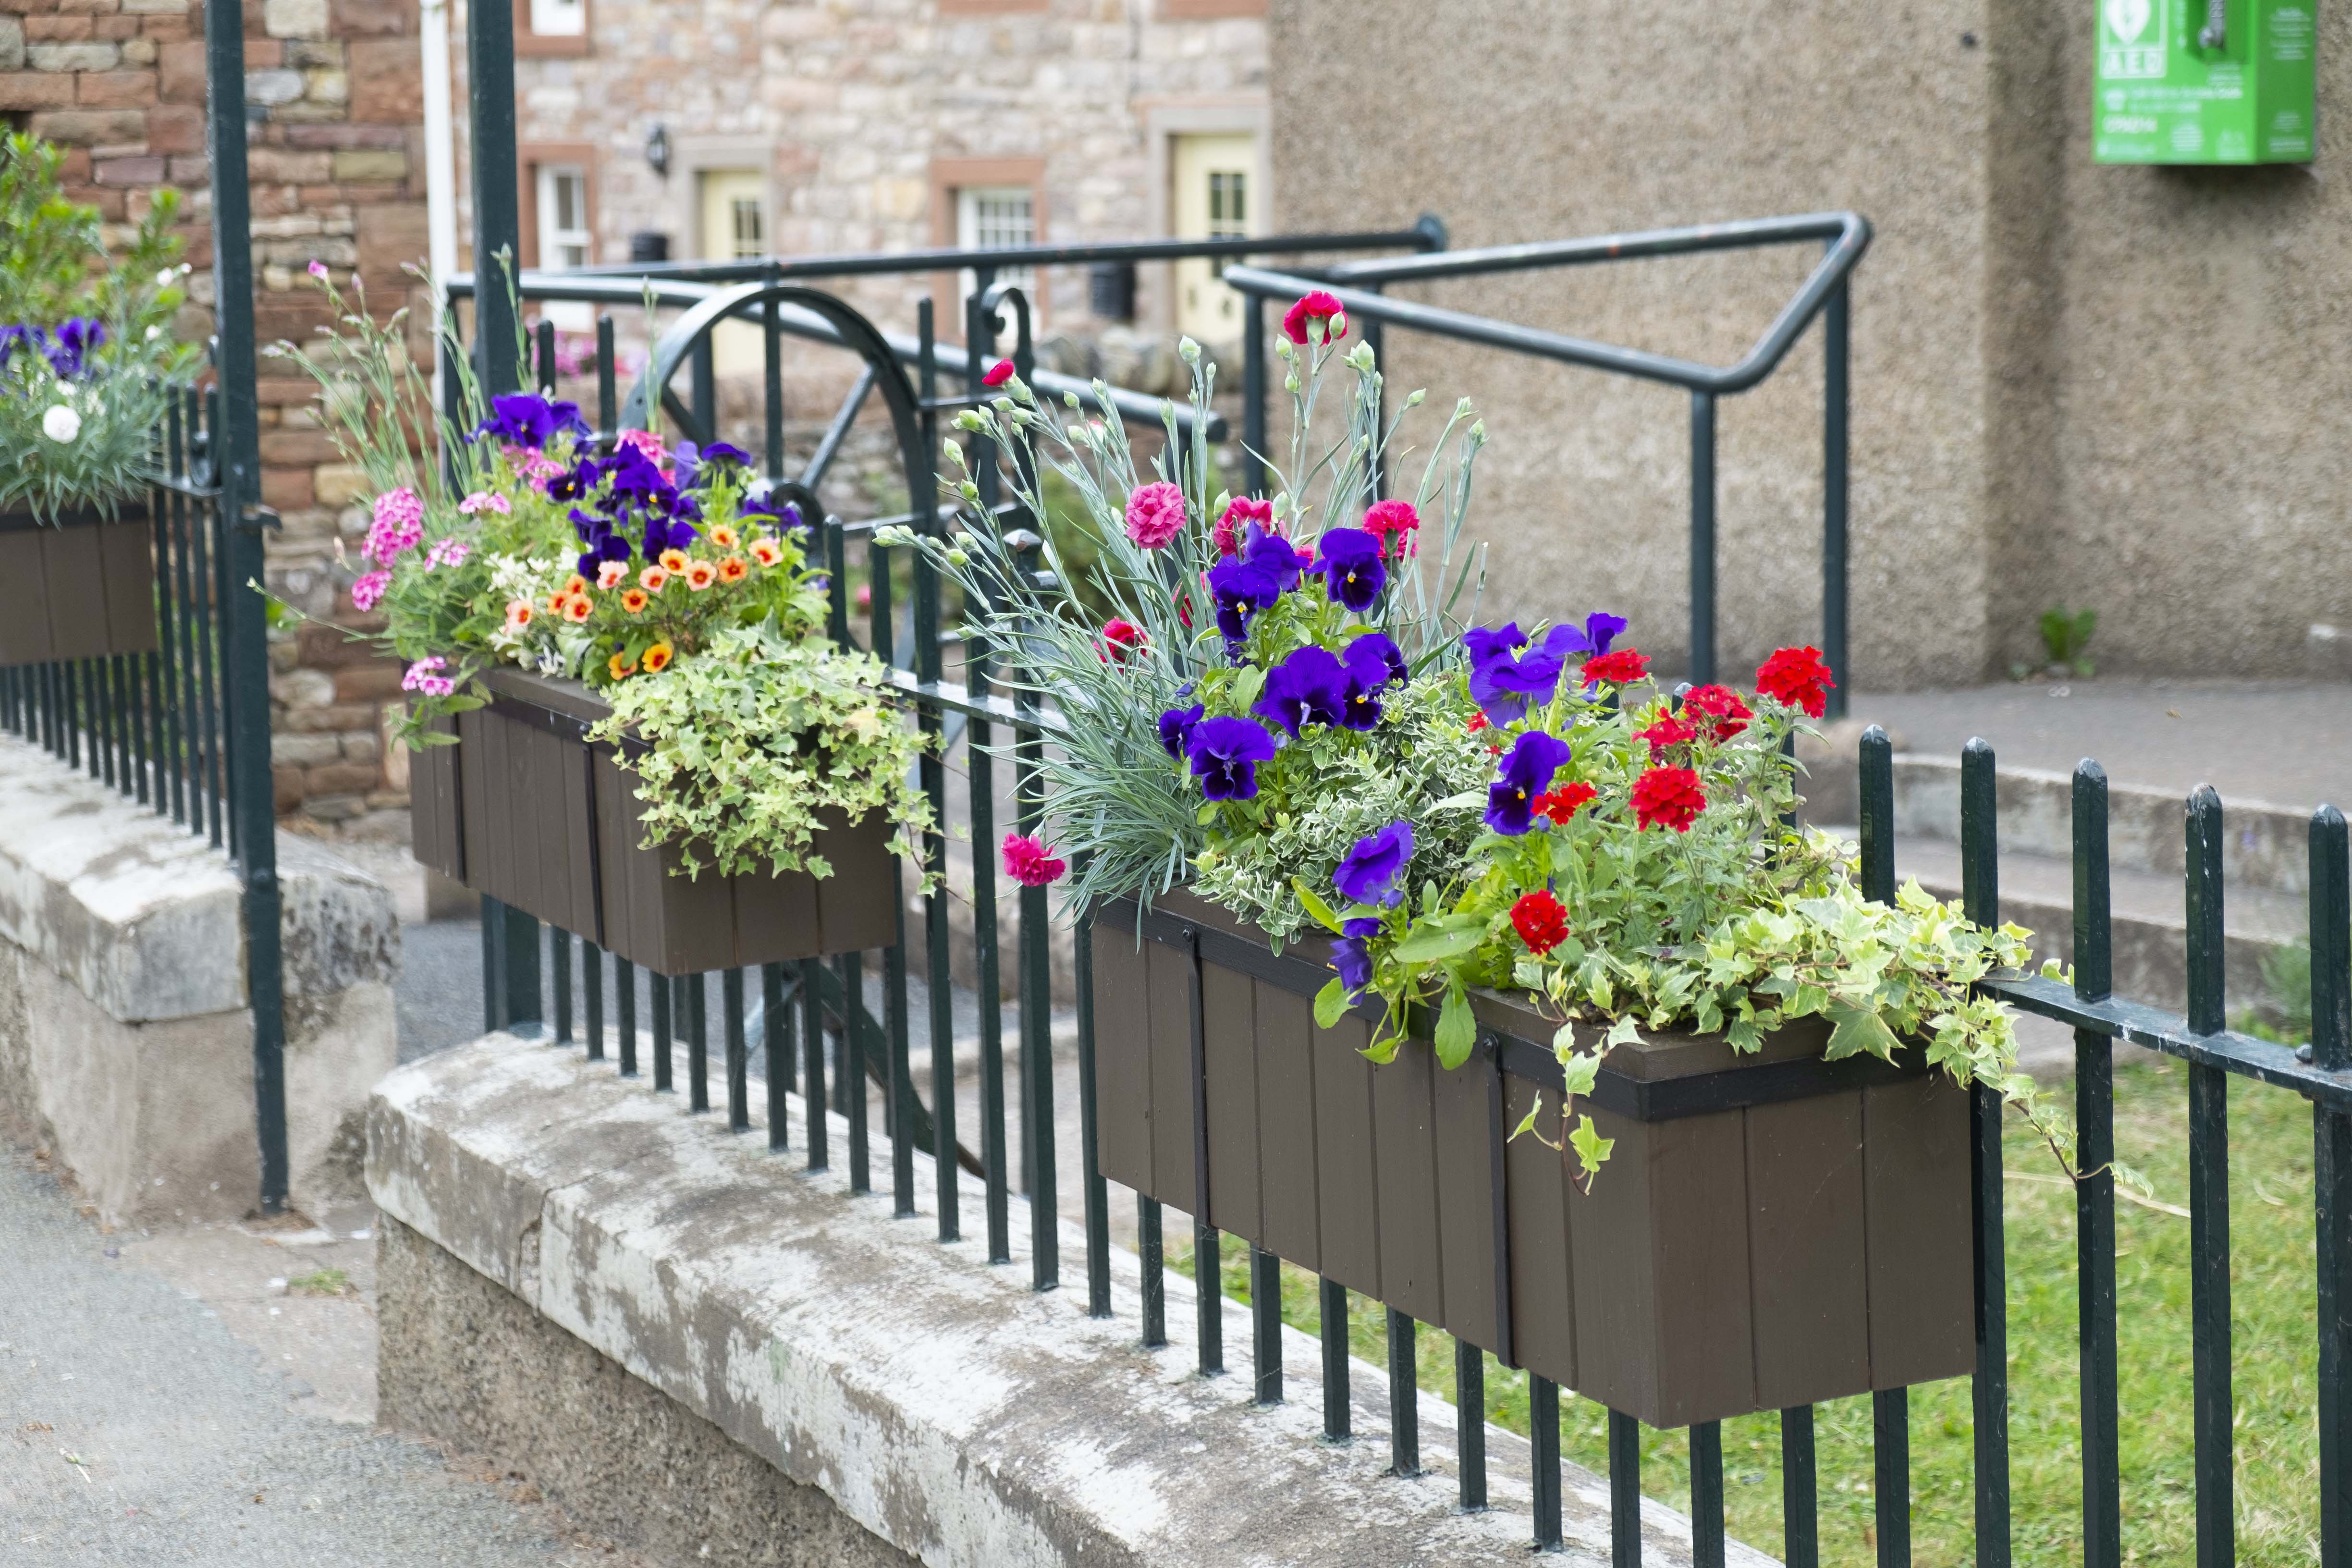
xmin=450 ymin=259 xmax=2352 ymax=1560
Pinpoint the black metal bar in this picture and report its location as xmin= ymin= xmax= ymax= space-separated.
xmin=2316 ymin=807 xmax=2352 ymax=1558
xmin=1609 ymin=1409 xmax=1641 ymax=1568
xmin=689 ymin=335 xmax=715 ymax=439
xmin=1017 ymin=731 xmax=1056 ymax=1292
xmin=805 ymin=366 xmax=877 ymax=491
xmin=841 ymin=950 xmax=868 ymax=1192
xmin=802 ymin=953 xmax=827 ymax=1170
xmin=1690 ymin=1421 xmax=1724 ymax=1568
xmin=1860 ymin=726 xmax=1893 ymax=903
xmin=724 ymin=967 xmax=748 ymax=1133
xmin=1689 ymin=392 xmax=1716 ymax=687
xmin=503 ymin=904 xmax=541 ymax=1033
xmin=480 ymin=895 xmax=503 ymax=1033
xmin=1250 ymin=1248 xmax=1283 ymax=1406
xmin=1781 ymin=1406 xmax=1818 ymax=1568
xmin=1320 ymin=1277 xmax=1348 ymax=1442
xmin=1530 ymin=1376 xmax=1561 ymax=1550
xmin=535 ymin=317 xmax=556 ymax=393
xmin=1075 ymin=900 xmax=1110 ymax=1318
xmin=1386 ymin=1309 xmax=1419 ymax=1477
xmin=1140 ymin=1195 xmax=1166 ymax=1348
xmin=595 ymin=314 xmax=617 ymax=438
xmin=2185 ymin=786 xmax=2234 ymax=1568
xmin=762 ymin=262 xmax=784 ymax=478
xmin=915 ymin=301 xmax=957 ymax=1246
xmin=465 ymin=0 xmax=521 ymax=397
xmin=552 ymin=929 xmax=573 ymax=1044
xmin=764 ymin=963 xmax=790 ymax=1152
xmin=873 ymin=539 xmax=915 ymax=1220
xmin=2317 ymin=805 xmax=2352 ymax=1073
xmin=616 ymin=959 xmax=638 ymax=1077
xmin=1960 ymin=737 xmax=2010 ymax=1568
xmin=687 ymin=973 xmax=710 ymax=1112
xmin=967 ymin=442 xmax=1010 ymax=1260
xmin=1455 ymin=1337 xmax=1485 ymax=1510
xmin=583 ymin=942 xmax=604 ymax=1061
xmin=1873 ymin=1388 xmax=1909 ymax=1567
xmin=1241 ymin=291 xmax=1268 ymax=500
xmin=1185 ymin=923 xmax=1221 ymax=1376
xmin=188 ymin=399 xmax=223 ymax=848
xmin=650 ymin=968 xmax=672 ymax=1092
xmin=2073 ymin=761 xmax=2120 ymax=1568
xmin=1822 ymin=276 xmax=1850 ymax=719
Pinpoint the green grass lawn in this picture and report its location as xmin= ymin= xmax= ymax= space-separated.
xmin=1172 ymin=1054 xmax=2324 ymax=1564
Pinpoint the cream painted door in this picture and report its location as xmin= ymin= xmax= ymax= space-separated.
xmin=1171 ymin=133 xmax=1257 ymax=343
xmin=698 ymin=170 xmax=768 ymax=377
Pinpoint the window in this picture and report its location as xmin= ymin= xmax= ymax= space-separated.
xmin=528 ymin=0 xmax=585 ymax=36
xmin=1172 ymin=133 xmax=1257 ymax=341
xmin=535 ymin=164 xmax=591 ymax=270
xmin=956 ymin=184 xmax=1036 ymax=327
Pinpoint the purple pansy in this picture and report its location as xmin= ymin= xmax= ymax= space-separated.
xmin=1314 ymin=527 xmax=1386 ymax=613
xmin=0 ymin=324 xmax=45 ymax=372
xmin=1486 ymin=730 xmax=1573 ymax=835
xmin=1464 ymin=621 xmax=1605 ymax=723
xmin=1253 ymin=644 xmax=1350 ymax=736
xmin=474 ymin=392 xmax=591 ymax=450
xmin=1185 ymin=716 xmax=1279 ymax=801
xmin=1208 ymin=554 xmax=1281 ymax=642
xmin=1328 ymin=916 xmax=1383 ymax=1002
xmin=1158 ymin=702 xmax=1205 ymax=760
xmin=44 ymin=318 xmax=103 ymax=379
xmin=1333 ymin=821 xmax=1415 ymax=907
xmin=675 ymin=439 xmax=752 ymax=490
xmin=1242 ymin=523 xmax=1311 ymax=594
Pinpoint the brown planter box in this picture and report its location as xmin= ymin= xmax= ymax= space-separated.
xmin=408 ymin=665 xmax=898 ymax=976
xmin=0 ymin=505 xmax=159 ymax=668
xmin=1090 ymin=888 xmax=1975 ymax=1430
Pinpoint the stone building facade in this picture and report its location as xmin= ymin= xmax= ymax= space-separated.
xmin=0 ymin=0 xmax=431 ymax=832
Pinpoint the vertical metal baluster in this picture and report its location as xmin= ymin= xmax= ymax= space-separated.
xmin=189 ymin=416 xmax=223 ymax=847
xmin=914 ymin=303 xmax=957 ymax=1245
xmin=1821 ymin=274 xmax=1849 ymax=720
xmin=871 ymin=538 xmax=916 ymax=1219
xmin=64 ymin=662 xmax=81 ymax=771
xmin=761 ymin=261 xmax=784 ymax=477
xmin=480 ymin=895 xmax=504 ymax=1033
xmin=583 ymin=942 xmax=604 ymax=1062
xmin=1874 ymin=1389 xmax=1910 ymax=1567
xmin=126 ymin=651 xmax=148 ymax=805
xmin=1076 ymin=897 xmax=1110 ymax=1316
xmin=595 ymin=314 xmax=617 ymax=440
xmin=688 ymin=973 xmax=709 ymax=1114
xmin=1017 ymin=712 xmax=1055 ymax=1289
xmin=724 ymin=967 xmax=748 ymax=1134
xmin=170 ymin=394 xmax=198 ymax=823
xmin=802 ymin=954 xmax=827 ymax=1170
xmin=2185 ymin=784 xmax=2234 ymax=1568
xmin=1531 ymin=1376 xmax=1562 ymax=1551
xmin=616 ymin=959 xmax=638 ymax=1077
xmin=1187 ymin=927 xmax=1221 ymax=1375
xmin=1241 ymin=291 xmax=1267 ymax=501
xmin=764 ymin=963 xmax=791 ymax=1153
xmin=1252 ymin=1248 xmax=1283 ymax=1406
xmin=1387 ymin=1308 xmax=1419 ymax=1477
xmin=690 ymin=335 xmax=715 ymax=439
xmin=1688 ymin=390 xmax=1716 ymax=687
xmin=1140 ymin=1196 xmax=1165 ymax=1348
xmin=1690 ymin=1421 xmax=1724 ymax=1568
xmin=552 ymin=929 xmax=573 ymax=1045
xmin=97 ymin=655 xmax=116 ymax=789
xmin=1961 ymin=736 xmax=2010 ymax=1568
xmin=2074 ymin=761 xmax=2120 ymax=1568
xmin=840 ymin=951 xmax=868 ymax=1192
xmin=968 ymin=521 xmax=1009 ymax=1262
xmin=1609 ymin=1409 xmax=1642 ymax=1568
xmin=534 ymin=318 xmax=555 ymax=393
xmin=1455 ymin=1338 xmax=1484 ymax=1510
xmin=651 ymin=968 xmax=672 ymax=1092
xmin=1781 ymin=1406 xmax=1818 ymax=1568
xmin=1320 ymin=1278 xmax=1348 ymax=1441
xmin=2311 ymin=805 xmax=2352 ymax=1568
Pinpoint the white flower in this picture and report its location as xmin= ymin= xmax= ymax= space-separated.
xmin=156 ymin=267 xmax=177 ymax=288
xmin=42 ymin=405 xmax=81 ymax=443
xmin=145 ymin=326 xmax=161 ymax=341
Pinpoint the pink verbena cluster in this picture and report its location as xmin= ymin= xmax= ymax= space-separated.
xmin=425 ymin=537 xmax=471 ymax=570
xmin=364 ymin=487 xmax=424 ymax=565
xmin=350 ymin=569 xmax=391 ymax=612
xmin=400 ymin=656 xmax=454 ymax=697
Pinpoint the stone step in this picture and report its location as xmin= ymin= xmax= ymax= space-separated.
xmin=1802 ymin=751 xmax=2327 ymax=899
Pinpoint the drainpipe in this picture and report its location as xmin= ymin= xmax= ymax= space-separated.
xmin=420 ymin=0 xmax=460 ymax=335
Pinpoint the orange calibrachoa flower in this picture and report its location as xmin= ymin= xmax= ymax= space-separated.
xmin=564 ymin=573 xmax=589 ymax=597
xmin=563 ymin=594 xmax=592 ymax=624
xmin=684 ymin=560 xmax=719 ymax=591
xmin=750 ymin=538 xmax=783 ymax=567
xmin=717 ymin=555 xmax=748 ymax=584
xmin=504 ymin=598 xmax=535 ymax=632
xmin=659 ymin=549 xmax=689 ymax=573
xmin=546 ymin=589 xmax=571 ymax=614
xmin=607 ymin=650 xmax=637 ymax=681
xmin=620 ymin=587 xmax=650 ymax=614
xmin=708 ymin=523 xmax=739 ymax=549
xmin=596 ymin=560 xmax=628 ymax=591
xmin=641 ymin=641 xmax=673 ymax=673
xmin=639 ymin=564 xmax=669 ymax=592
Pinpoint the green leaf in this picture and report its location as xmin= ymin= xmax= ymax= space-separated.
xmin=1313 ymin=977 xmax=1348 ymax=1030
xmin=1428 ymin=789 xmax=1489 ymax=813
xmin=1511 ymin=1093 xmax=1549 ymax=1140
xmin=1825 ymin=1000 xmax=1900 ymax=1061
xmin=1433 ymin=984 xmax=1475 ymax=1069
xmin=1603 ymin=1016 xmax=1644 ymax=1051
xmin=1392 ymin=918 xmax=1487 ymax=964
xmin=1293 ymin=879 xmax=1347 ymax=936
xmin=1558 ymin=1050 xmax=1601 ymax=1099
xmin=1568 ymin=1115 xmax=1615 ymax=1180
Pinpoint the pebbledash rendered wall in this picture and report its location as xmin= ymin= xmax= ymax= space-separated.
xmin=1267 ymin=0 xmax=2352 ymax=688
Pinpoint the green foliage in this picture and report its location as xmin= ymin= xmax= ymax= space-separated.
xmin=0 ymin=134 xmax=188 ymax=335
xmin=591 ymin=622 xmax=933 ymax=882
xmin=2038 ymin=604 xmax=2097 ymax=676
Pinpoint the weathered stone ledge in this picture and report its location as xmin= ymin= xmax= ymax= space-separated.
xmin=368 ymin=1032 xmax=1767 ymax=1567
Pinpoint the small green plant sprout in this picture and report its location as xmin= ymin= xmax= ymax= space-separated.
xmin=284 ymin=1267 xmax=354 ymax=1297
xmin=2038 ymin=605 xmax=2097 ymax=678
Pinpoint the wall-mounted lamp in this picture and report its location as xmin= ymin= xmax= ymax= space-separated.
xmin=645 ymin=123 xmax=672 ymax=179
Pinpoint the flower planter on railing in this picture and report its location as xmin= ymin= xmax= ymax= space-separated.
xmin=409 ymin=665 xmax=897 ymax=976
xmin=1090 ymin=887 xmax=1976 ymax=1430
xmin=0 ymin=506 xmax=159 ymax=668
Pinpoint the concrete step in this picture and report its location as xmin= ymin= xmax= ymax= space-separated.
xmin=1813 ymin=827 xmax=2308 ymax=1027
xmin=1802 ymin=751 xmax=2325 ymax=899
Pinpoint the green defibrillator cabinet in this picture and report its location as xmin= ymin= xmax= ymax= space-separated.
xmin=2093 ymin=0 xmax=2315 ymax=163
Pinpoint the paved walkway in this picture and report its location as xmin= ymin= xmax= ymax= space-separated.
xmin=0 ymin=1145 xmax=646 ymax=1566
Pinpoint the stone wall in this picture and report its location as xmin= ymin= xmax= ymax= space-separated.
xmin=0 ymin=0 xmax=432 ymax=829
xmin=1267 ymin=0 xmax=2352 ymax=687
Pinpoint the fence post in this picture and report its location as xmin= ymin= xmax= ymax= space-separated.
xmin=203 ymin=0 xmax=289 ymax=1215
xmin=1822 ymin=275 xmax=1849 ymax=720
xmin=2312 ymin=806 xmax=2352 ymax=1567
xmin=1689 ymin=391 xmax=1716 ymax=686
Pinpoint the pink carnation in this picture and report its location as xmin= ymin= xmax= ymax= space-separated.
xmin=1363 ymin=498 xmax=1421 ymax=559
xmin=365 ymin=487 xmax=424 ymax=565
xmin=982 ymin=358 xmax=1016 ymax=388
xmin=307 ymin=260 xmax=329 ymax=281
xmin=1281 ymin=290 xmax=1348 ymax=346
xmin=1001 ymin=833 xmax=1067 ymax=888
xmin=350 ymin=569 xmax=391 ymax=613
xmin=1124 ymin=481 xmax=1187 ymax=550
xmin=1213 ymin=496 xmax=1274 ymax=557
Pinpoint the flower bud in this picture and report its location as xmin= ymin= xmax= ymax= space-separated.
xmin=1284 ymin=375 xmax=1299 ymax=393
xmin=1346 ymin=342 xmax=1377 ymax=371
xmin=945 ymin=547 xmax=970 ymax=566
xmin=1178 ymin=336 xmax=1202 ymax=364
xmin=1405 ymin=389 xmax=1427 ymax=407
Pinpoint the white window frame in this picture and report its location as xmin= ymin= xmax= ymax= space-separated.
xmin=528 ymin=0 xmax=586 ymax=36
xmin=535 ymin=163 xmax=591 ymax=271
xmin=955 ymin=184 xmax=1036 ymax=329
xmin=727 ymin=191 xmax=765 ymax=261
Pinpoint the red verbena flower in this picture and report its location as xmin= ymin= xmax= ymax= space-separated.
xmin=982 ymin=358 xmax=1016 ymax=388
xmin=1581 ymin=648 xmax=1650 ymax=686
xmin=1362 ymin=499 xmax=1421 ymax=559
xmin=1755 ymin=646 xmax=1835 ymax=719
xmin=1681 ymin=684 xmax=1752 ymax=742
xmin=1098 ymin=617 xmax=1147 ymax=663
xmin=1466 ymin=711 xmax=1490 ymax=735
xmin=1631 ymin=767 xmax=1707 ymax=833
xmin=1510 ymin=889 xmax=1570 ymax=955
xmin=1001 ymin=833 xmax=1067 ymax=888
xmin=1634 ymin=714 xmax=1700 ymax=759
xmin=1534 ymin=781 xmax=1598 ymax=825
xmin=1281 ymin=290 xmax=1348 ymax=346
